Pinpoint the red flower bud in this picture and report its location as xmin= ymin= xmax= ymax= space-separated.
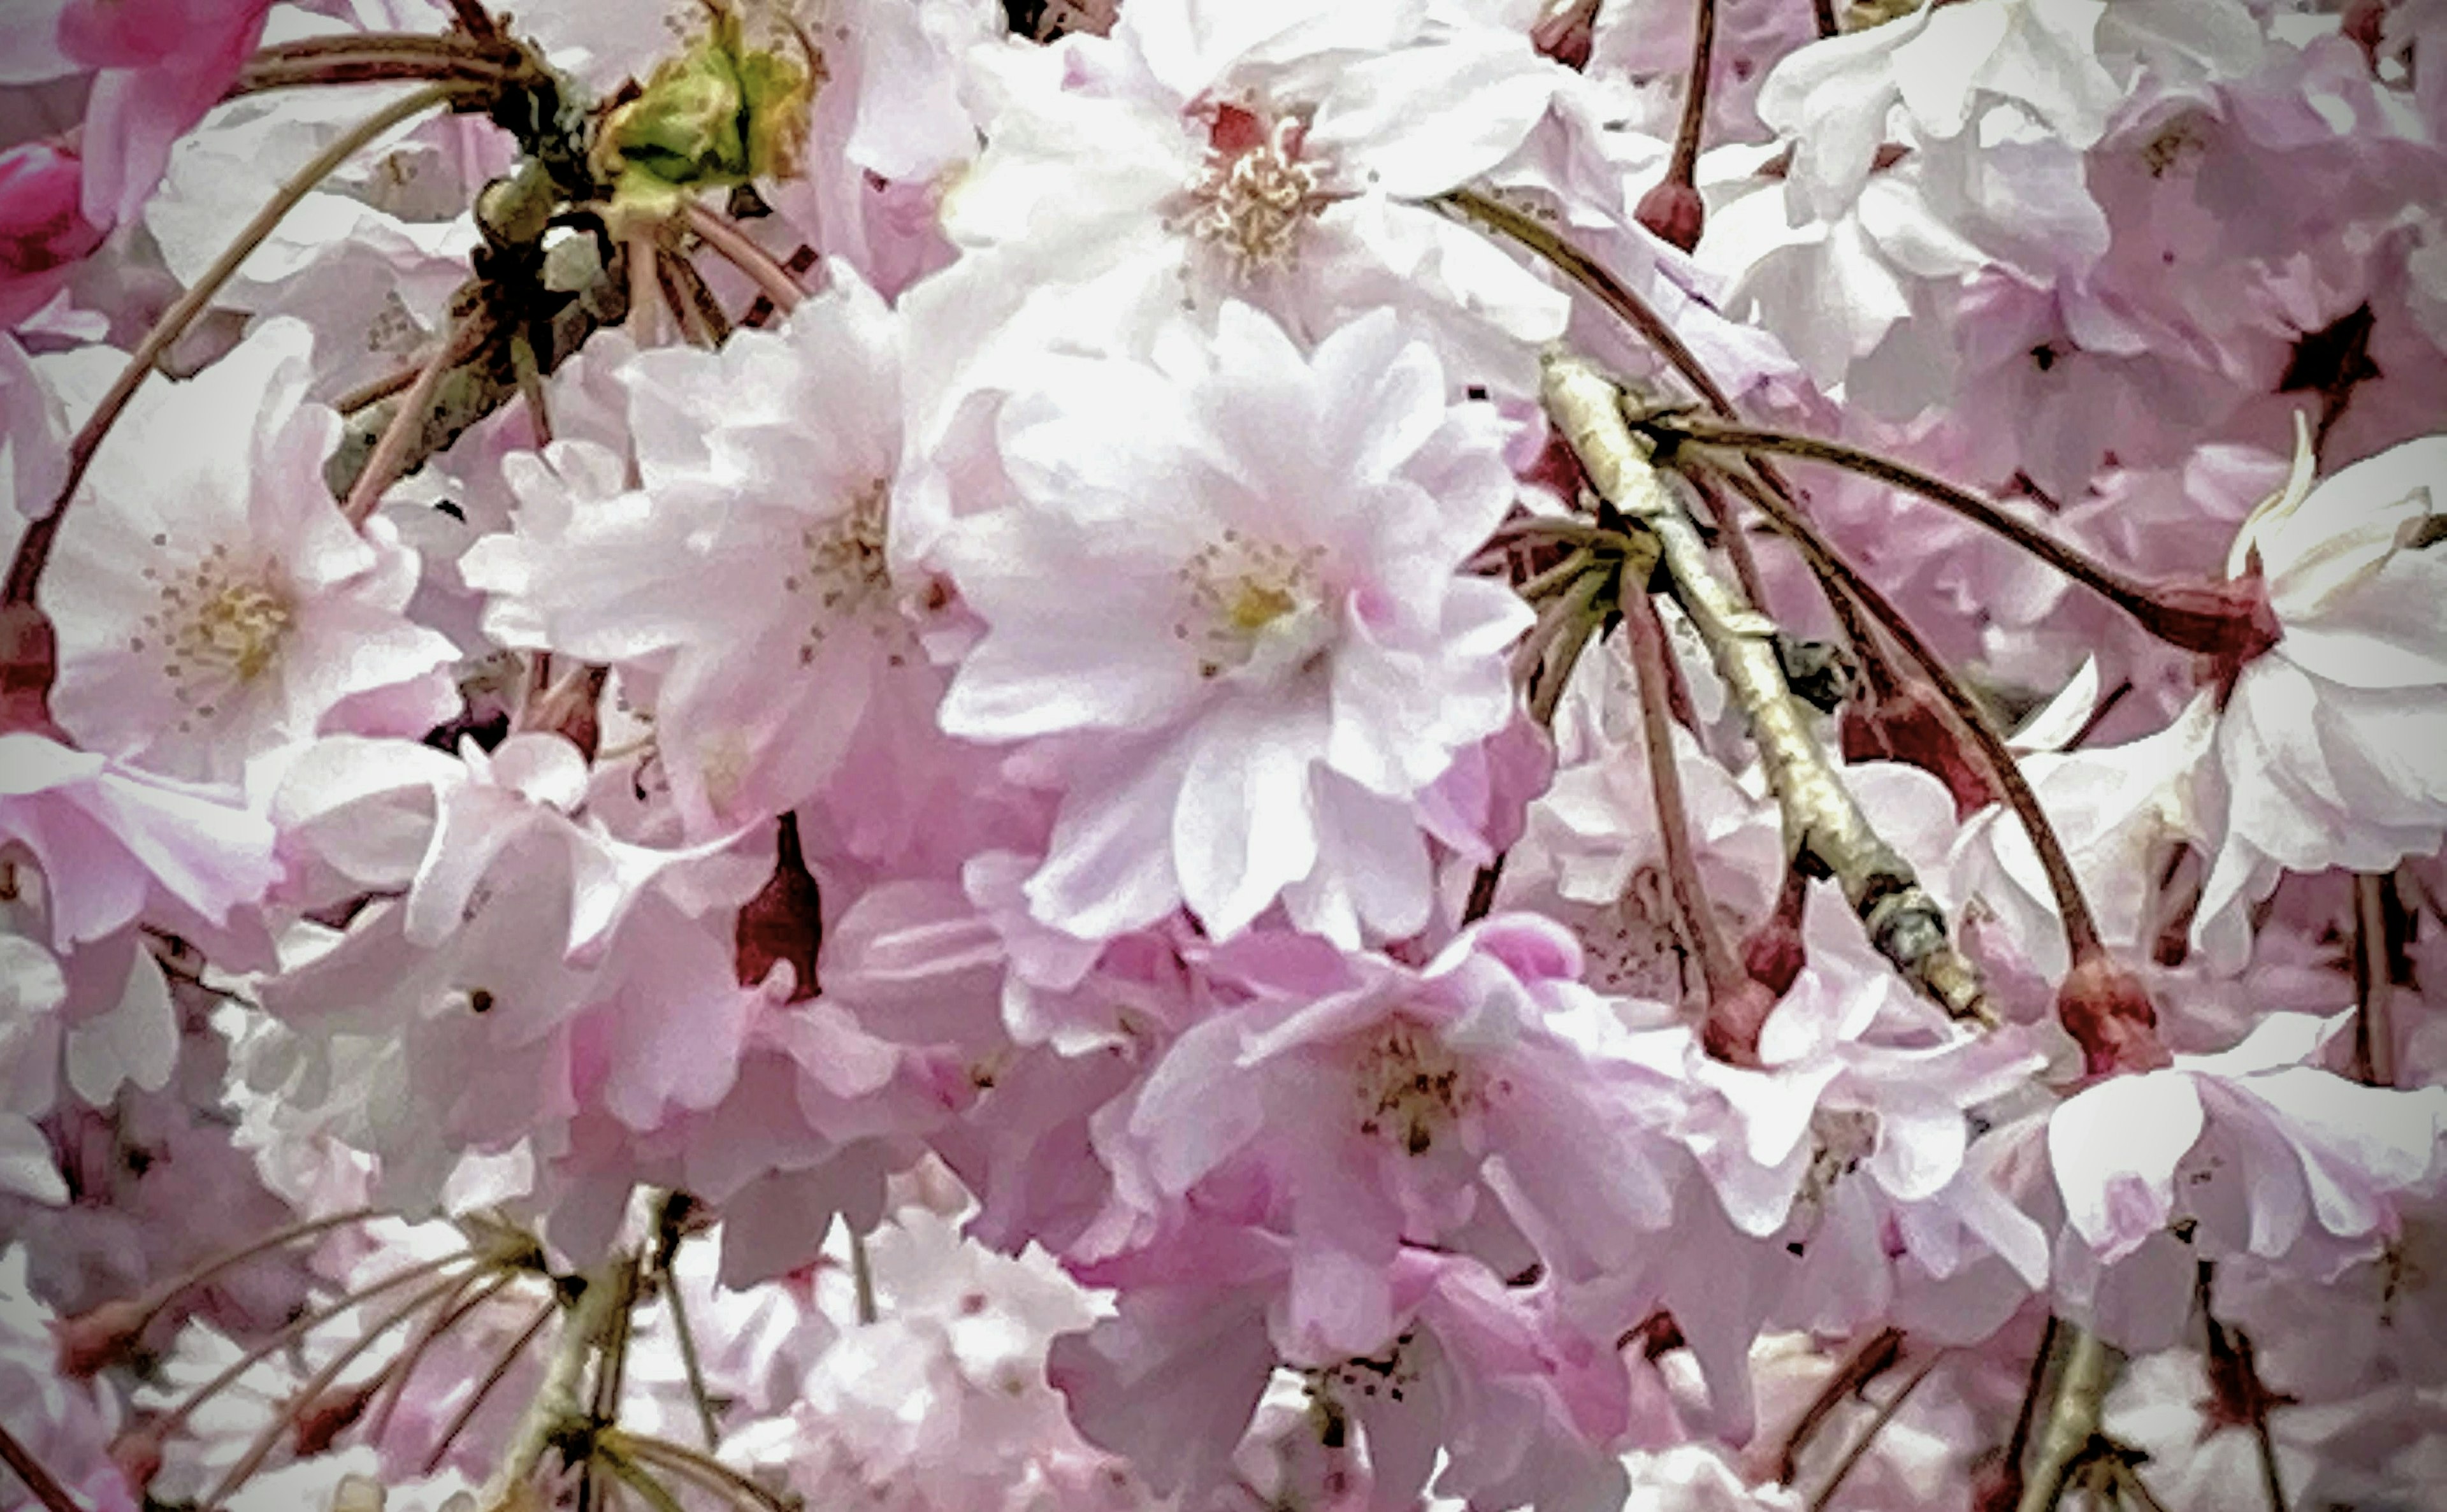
xmin=2056 ymin=953 xmax=2172 ymax=1077
xmin=1635 ymin=178 xmax=1705 ymax=254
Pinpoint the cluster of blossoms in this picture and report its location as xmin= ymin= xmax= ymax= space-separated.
xmin=2 ymin=0 xmax=2446 ymax=1509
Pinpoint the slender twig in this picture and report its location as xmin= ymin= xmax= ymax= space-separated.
xmin=2111 ymin=1458 xmax=2176 ymax=1512
xmin=660 ymin=1271 xmax=723 ymax=1451
xmin=127 ymin=1209 xmax=380 ymax=1334
xmin=147 ymin=1252 xmax=471 ymax=1443
xmin=2016 ymin=1326 xmax=2114 ymax=1512
xmin=681 ymin=201 xmax=805 ymax=318
xmin=333 ymin=361 xmax=429 ymax=417
xmin=421 ymin=1299 xmax=556 ymax=1476
xmin=1666 ymin=0 xmax=1720 ymax=191
xmin=231 ymin=54 xmax=513 ymax=96
xmin=1543 ymin=356 xmax=1992 ymax=1025
xmin=1626 ymin=588 xmax=1749 ymax=1008
xmin=340 ymin=313 xmax=491 ymax=527
xmin=1441 ymin=188 xmax=1737 ymax=417
xmin=247 ymin=32 xmax=507 ymax=62
xmin=613 ymin=1436 xmax=800 ymax=1512
xmin=1650 ymin=419 xmax=2247 ymax=655
xmin=198 ymin=1271 xmax=476 ymax=1509
xmin=5 ymin=82 xmax=470 ymax=605
xmin=849 ymin=1227 xmax=878 ymax=1327
xmin=1810 ymin=1348 xmax=1945 ymax=1512
xmin=1705 ymin=459 xmax=2105 ymax=966
xmin=0 ymin=1421 xmax=85 ymax=1512
xmin=1461 ymin=856 xmax=1507 ymax=926
xmin=1770 ymin=1327 xmax=1905 ymax=1485
xmin=368 ymin=1269 xmax=524 ymax=1445
xmin=2354 ymin=872 xmax=2399 ymax=1087
xmin=598 ymin=1448 xmax=689 ymax=1512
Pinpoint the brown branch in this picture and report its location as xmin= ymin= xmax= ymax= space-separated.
xmin=1543 ymin=355 xmax=1993 ymax=1026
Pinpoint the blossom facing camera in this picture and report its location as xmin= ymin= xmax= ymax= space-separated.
xmin=938 ymin=302 xmax=1531 ymax=946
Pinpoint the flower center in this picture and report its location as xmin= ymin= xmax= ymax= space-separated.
xmin=1315 ymin=1329 xmax=1422 ymax=1406
xmin=1173 ymin=529 xmax=1331 ymax=683
xmin=2141 ymin=117 xmax=2208 ymax=179
xmin=1181 ymin=106 xmax=1327 ymax=279
xmin=133 ymin=541 xmax=294 ymax=727
xmin=1350 ymin=1019 xmax=1479 ymax=1156
xmin=783 ymin=480 xmax=895 ymax=666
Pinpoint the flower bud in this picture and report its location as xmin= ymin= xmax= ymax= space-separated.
xmin=2056 ymin=953 xmax=2172 ymax=1077
xmin=1635 ymin=178 xmax=1705 ymax=253
xmin=0 ymin=600 xmax=64 ymax=738
xmin=737 ymin=815 xmax=823 ymax=1000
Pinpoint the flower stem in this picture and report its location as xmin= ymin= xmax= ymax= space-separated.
xmin=4 ymin=82 xmax=472 ymax=608
xmin=681 ymin=200 xmax=806 ymax=319
xmin=1625 ymin=589 xmax=1749 ymax=1013
xmin=2354 ymin=872 xmax=2400 ymax=1087
xmin=1765 ymin=1325 xmax=1904 ymax=1485
xmin=1649 ymin=417 xmax=2262 ymax=658
xmin=366 ymin=1269 xmax=524 ymax=1446
xmin=849 ymin=1227 xmax=879 ymax=1326
xmin=1810 ymin=1347 xmax=1945 ymax=1512
xmin=612 ymin=1434 xmax=800 ymax=1512
xmin=129 ymin=1207 xmax=380 ymax=1334
xmin=340 ymin=312 xmax=491 ymax=527
xmin=420 ymin=1299 xmax=556 ymax=1476
xmin=1667 ymin=0 xmax=1720 ymax=191
xmin=0 ymin=1421 xmax=85 ymax=1512
xmin=147 ymin=1251 xmax=472 ymax=1444
xmin=198 ymin=1270 xmax=475 ymax=1509
xmin=1441 ymin=188 xmax=1737 ymax=417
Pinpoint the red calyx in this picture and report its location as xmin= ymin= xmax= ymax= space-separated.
xmin=51 ymin=1296 xmax=152 ymax=1379
xmin=2056 ymin=953 xmax=2173 ymax=1077
xmin=0 ymin=600 xmax=65 ymax=738
xmin=735 ymin=814 xmax=823 ymax=1001
xmin=109 ymin=1423 xmax=164 ymax=1494
xmin=1840 ymin=680 xmax=1998 ymax=821
xmin=291 ymin=1376 xmax=380 ymax=1456
xmin=1635 ymin=178 xmax=1705 ymax=254
xmin=1740 ymin=866 xmax=1811 ymax=998
xmin=2342 ymin=0 xmax=2390 ymax=66
xmin=2132 ymin=567 xmax=2283 ymax=704
xmin=1531 ymin=0 xmax=1598 ymax=71
xmin=1700 ymin=977 xmax=1780 ymax=1068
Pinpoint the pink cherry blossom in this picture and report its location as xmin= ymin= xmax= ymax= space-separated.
xmin=938 ymin=302 xmax=1531 ymax=945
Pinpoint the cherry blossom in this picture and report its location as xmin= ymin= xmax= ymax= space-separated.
xmin=938 ymin=301 xmax=1529 ymax=945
